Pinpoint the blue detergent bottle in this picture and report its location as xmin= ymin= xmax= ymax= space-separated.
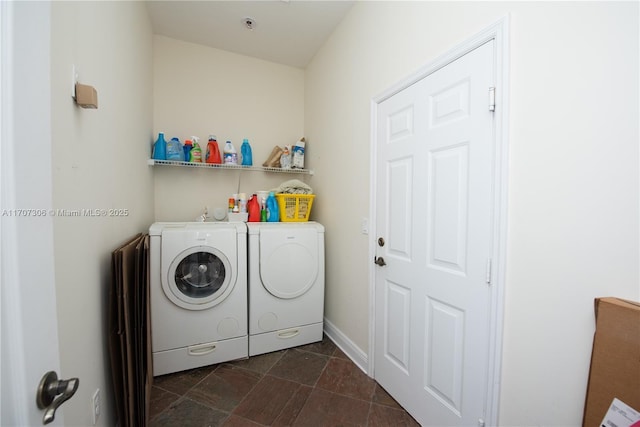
xmin=166 ymin=137 xmax=183 ymax=161
xmin=266 ymin=191 xmax=279 ymax=222
xmin=152 ymin=132 xmax=167 ymax=160
xmin=183 ymin=139 xmax=193 ymax=162
xmin=241 ymin=138 xmax=253 ymax=166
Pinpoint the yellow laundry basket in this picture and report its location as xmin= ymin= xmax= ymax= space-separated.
xmin=275 ymin=194 xmax=315 ymax=222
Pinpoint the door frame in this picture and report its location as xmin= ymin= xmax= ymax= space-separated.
xmin=1 ymin=1 xmax=64 ymax=425
xmin=368 ymin=17 xmax=510 ymax=425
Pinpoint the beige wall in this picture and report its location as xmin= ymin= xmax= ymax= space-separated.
xmin=152 ymin=36 xmax=307 ymax=221
xmin=305 ymin=1 xmax=639 ymax=425
xmin=50 ymin=2 xmax=154 ymax=426
xmin=42 ymin=1 xmax=638 ymax=425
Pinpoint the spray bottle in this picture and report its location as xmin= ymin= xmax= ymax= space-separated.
xmin=190 ymin=136 xmax=202 ymax=162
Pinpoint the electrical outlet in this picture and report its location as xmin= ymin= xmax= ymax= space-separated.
xmin=91 ymin=388 xmax=100 ymax=425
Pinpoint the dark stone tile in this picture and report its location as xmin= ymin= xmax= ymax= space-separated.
xmin=315 ymin=357 xmax=376 ymax=401
xmin=228 ymin=350 xmax=285 ymax=374
xmin=372 ymin=383 xmax=402 ymax=409
xmin=267 ymin=348 xmax=329 ymax=386
xmin=332 ymin=346 xmax=350 ymax=360
xmin=153 ymin=364 xmax=218 ymax=395
xmin=149 ymin=385 xmax=181 ymax=421
xmin=272 ymin=385 xmax=313 ymax=427
xmin=150 ymin=397 xmax=229 ymax=427
xmin=233 ymin=375 xmax=301 ymax=424
xmin=221 ymin=414 xmax=265 ymax=426
xmin=368 ymin=403 xmax=420 ymax=426
xmin=147 ymin=338 xmax=418 ymax=427
xmin=297 ymin=334 xmax=337 ymax=356
xmin=186 ymin=364 xmax=262 ymax=412
xmin=292 ymin=388 xmax=370 ymax=426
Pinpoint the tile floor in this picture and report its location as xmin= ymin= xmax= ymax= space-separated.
xmin=149 ymin=335 xmax=419 ymax=426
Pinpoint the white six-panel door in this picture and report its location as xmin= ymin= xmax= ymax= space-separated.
xmin=374 ymin=40 xmax=496 ymax=426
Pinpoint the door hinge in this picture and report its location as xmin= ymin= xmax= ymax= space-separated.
xmin=488 ymin=87 xmax=496 ymax=112
xmin=485 ymin=258 xmax=492 ymax=285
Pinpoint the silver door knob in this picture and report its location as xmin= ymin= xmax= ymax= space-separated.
xmin=37 ymin=371 xmax=79 ymax=425
xmin=374 ymin=256 xmax=386 ymax=266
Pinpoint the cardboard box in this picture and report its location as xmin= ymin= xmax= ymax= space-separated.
xmin=583 ymin=297 xmax=640 ymax=427
xmin=600 ymin=398 xmax=640 ymax=427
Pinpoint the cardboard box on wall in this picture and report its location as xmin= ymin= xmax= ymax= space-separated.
xmin=583 ymin=297 xmax=640 ymax=427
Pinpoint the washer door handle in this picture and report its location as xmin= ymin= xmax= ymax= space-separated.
xmin=188 ymin=343 xmax=217 ymax=356
xmin=277 ymin=329 xmax=300 ymax=339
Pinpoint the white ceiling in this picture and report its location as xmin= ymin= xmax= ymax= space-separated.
xmin=145 ymin=1 xmax=355 ymax=69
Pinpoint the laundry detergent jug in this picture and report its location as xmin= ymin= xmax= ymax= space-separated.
xmin=183 ymin=140 xmax=193 ymax=162
xmin=266 ymin=192 xmax=279 ymax=222
xmin=223 ymin=141 xmax=238 ymax=165
xmin=247 ymin=194 xmax=260 ymax=222
xmin=152 ymin=132 xmax=167 ymax=160
xmin=241 ymin=138 xmax=253 ymax=166
xmin=166 ymin=137 xmax=183 ymax=161
xmin=205 ymin=135 xmax=221 ymax=164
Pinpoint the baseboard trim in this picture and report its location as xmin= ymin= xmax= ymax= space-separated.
xmin=323 ymin=318 xmax=369 ymax=375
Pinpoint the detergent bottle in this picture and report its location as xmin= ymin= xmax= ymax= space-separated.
xmin=223 ymin=140 xmax=238 ymax=165
xmin=190 ymin=136 xmax=202 ymax=162
xmin=241 ymin=138 xmax=253 ymax=166
xmin=247 ymin=194 xmax=260 ymax=222
xmin=205 ymin=135 xmax=221 ymax=164
xmin=266 ymin=191 xmax=279 ymax=222
xmin=183 ymin=139 xmax=193 ymax=162
xmin=166 ymin=137 xmax=183 ymax=161
xmin=152 ymin=132 xmax=167 ymax=160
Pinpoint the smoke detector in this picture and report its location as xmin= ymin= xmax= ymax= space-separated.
xmin=242 ymin=17 xmax=256 ymax=31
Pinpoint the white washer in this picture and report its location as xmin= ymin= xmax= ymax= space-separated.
xmin=149 ymin=222 xmax=248 ymax=376
xmin=247 ymin=222 xmax=325 ymax=356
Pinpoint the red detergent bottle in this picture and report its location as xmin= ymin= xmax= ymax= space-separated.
xmin=247 ymin=194 xmax=260 ymax=222
xmin=206 ymin=135 xmax=221 ymax=164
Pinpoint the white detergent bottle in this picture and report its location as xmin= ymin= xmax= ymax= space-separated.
xmin=223 ymin=140 xmax=238 ymax=165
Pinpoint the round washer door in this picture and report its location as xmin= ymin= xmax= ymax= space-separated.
xmin=163 ymin=245 xmax=235 ymax=310
xmin=260 ymin=235 xmax=318 ymax=299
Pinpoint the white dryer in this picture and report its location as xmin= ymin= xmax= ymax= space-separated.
xmin=247 ymin=222 xmax=325 ymax=356
xmin=149 ymin=222 xmax=247 ymax=376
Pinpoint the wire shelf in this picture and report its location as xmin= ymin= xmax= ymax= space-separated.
xmin=147 ymin=159 xmax=314 ymax=175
